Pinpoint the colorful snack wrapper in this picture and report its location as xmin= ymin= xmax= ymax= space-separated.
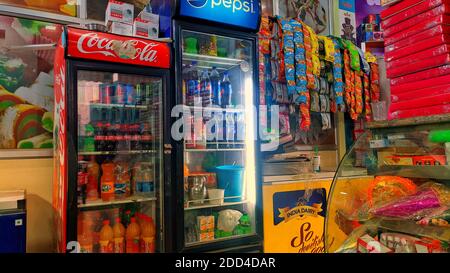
xmin=304 ymin=24 xmax=321 ymax=77
xmin=291 ymin=19 xmax=308 ymax=105
xmin=364 ymin=73 xmax=372 ymax=121
xmin=301 ymin=20 xmax=316 ymax=90
xmin=281 ymin=19 xmax=296 ymax=96
xmin=417 ymin=208 xmax=450 ymax=227
xmin=318 ymin=36 xmax=335 ymax=63
xmin=344 ymin=49 xmax=356 ymax=119
xmin=370 ymin=62 xmax=380 ymax=102
xmin=354 ymin=71 xmax=363 ymax=117
xmin=332 ymin=38 xmax=344 ymax=109
xmin=344 ymin=40 xmax=361 ymax=72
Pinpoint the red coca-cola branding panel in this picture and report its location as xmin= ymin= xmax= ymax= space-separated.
xmin=66 ymin=27 xmax=170 ymax=68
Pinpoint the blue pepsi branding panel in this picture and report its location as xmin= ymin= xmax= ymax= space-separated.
xmin=179 ymin=0 xmax=261 ymax=30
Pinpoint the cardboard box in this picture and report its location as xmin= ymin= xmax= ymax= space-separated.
xmin=357 ymin=234 xmax=393 ymax=253
xmin=133 ymin=17 xmax=159 ymax=39
xmin=109 ymin=21 xmax=133 ymax=36
xmin=105 ymin=0 xmax=134 ymax=25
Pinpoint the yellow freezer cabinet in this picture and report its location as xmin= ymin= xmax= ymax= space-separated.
xmin=263 ymin=176 xmax=333 ymax=253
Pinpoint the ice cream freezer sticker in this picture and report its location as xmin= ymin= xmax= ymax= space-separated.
xmin=272 ymin=189 xmax=327 ymax=253
xmin=0 ymin=18 xmax=60 ymax=149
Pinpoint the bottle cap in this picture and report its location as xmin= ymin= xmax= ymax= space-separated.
xmin=103 ymin=220 xmax=110 ymax=225
xmin=115 ymin=217 xmax=121 ymax=223
xmin=130 ymin=217 xmax=136 ymax=223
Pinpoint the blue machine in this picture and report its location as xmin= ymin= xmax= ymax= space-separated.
xmin=0 ymin=192 xmax=26 ymax=253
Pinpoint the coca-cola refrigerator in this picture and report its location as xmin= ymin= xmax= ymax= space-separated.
xmin=53 ymin=26 xmax=172 ymax=253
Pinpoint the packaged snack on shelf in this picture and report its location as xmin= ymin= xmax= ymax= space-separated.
xmin=387 ymin=54 xmax=450 ymax=78
xmin=384 ymin=15 xmax=450 ymax=46
xmin=386 ymin=25 xmax=450 ymax=54
xmin=383 ymin=5 xmax=450 ymax=38
xmin=379 ymin=232 xmax=421 ymax=253
xmin=197 ymin=216 xmax=215 ymax=242
xmin=357 ymin=234 xmax=393 ymax=253
xmin=416 ymin=206 xmax=450 ymax=227
xmin=382 ymin=0 xmax=449 ymax=29
xmin=109 ymin=22 xmax=133 ymax=36
xmin=390 ymin=65 xmax=450 ymax=87
xmin=370 ymin=183 xmax=449 ymax=219
xmin=105 ymin=0 xmax=134 ymax=26
xmin=367 ymin=176 xmax=417 ymax=208
xmin=391 ymin=84 xmax=450 ymax=102
xmin=389 ymin=104 xmax=450 ymax=120
xmin=415 ymin=238 xmax=449 ymax=253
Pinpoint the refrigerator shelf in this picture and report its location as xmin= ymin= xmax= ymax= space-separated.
xmin=185 ymin=233 xmax=256 ymax=248
xmin=79 ymin=150 xmax=157 ymax=156
xmin=87 ymin=103 xmax=152 ymax=110
xmin=183 ymin=53 xmax=244 ymax=70
xmin=185 ymin=148 xmax=245 ymax=152
xmin=186 ymin=105 xmax=246 ymax=113
xmin=78 ymin=195 xmax=157 ymax=210
xmin=185 ymin=199 xmax=248 ymax=211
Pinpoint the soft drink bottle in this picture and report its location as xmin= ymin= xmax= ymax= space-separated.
xmin=126 ymin=217 xmax=141 ymax=253
xmin=114 ymin=162 xmax=130 ymax=200
xmin=210 ymin=67 xmax=221 ymax=106
xmin=140 ymin=215 xmax=156 ymax=253
xmin=182 ymin=64 xmax=191 ymax=104
xmin=78 ymin=231 xmax=94 ymax=253
xmin=101 ymin=163 xmax=115 ymax=201
xmin=86 ymin=156 xmax=99 ymax=201
xmin=99 ymin=220 xmax=114 ymax=253
xmin=187 ymin=62 xmax=200 ymax=106
xmin=225 ymin=112 xmax=235 ymax=148
xmin=140 ymin=123 xmax=152 ymax=150
xmin=200 ymin=70 xmax=212 ymax=107
xmin=113 ymin=217 xmax=126 ymax=253
xmin=220 ymin=72 xmax=233 ymax=108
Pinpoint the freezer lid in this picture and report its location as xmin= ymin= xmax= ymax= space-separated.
xmin=65 ymin=27 xmax=171 ymax=68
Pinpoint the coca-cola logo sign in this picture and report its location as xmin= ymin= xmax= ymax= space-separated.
xmin=77 ymin=32 xmax=159 ymax=62
xmin=67 ymin=27 xmax=170 ymax=68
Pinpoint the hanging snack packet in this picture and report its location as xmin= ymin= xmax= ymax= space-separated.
xmin=300 ymin=20 xmax=316 ymax=90
xmin=319 ymin=36 xmax=335 ymax=63
xmin=370 ymin=62 xmax=381 ymax=103
xmin=281 ymin=19 xmax=296 ymax=96
xmin=344 ymin=49 xmax=356 ymax=120
xmin=291 ymin=19 xmax=308 ymax=105
xmin=364 ymin=73 xmax=372 ymax=121
xmin=355 ymin=71 xmax=363 ymax=117
xmin=331 ymin=38 xmax=344 ymax=110
xmin=304 ymin=24 xmax=321 ymax=77
xmin=344 ymin=40 xmax=361 ymax=72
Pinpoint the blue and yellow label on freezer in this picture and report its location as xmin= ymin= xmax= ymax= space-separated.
xmin=263 ymin=180 xmax=332 ymax=253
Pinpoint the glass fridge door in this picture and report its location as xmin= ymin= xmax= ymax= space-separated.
xmin=180 ymin=30 xmax=257 ymax=247
xmin=76 ymin=71 xmax=163 ymax=253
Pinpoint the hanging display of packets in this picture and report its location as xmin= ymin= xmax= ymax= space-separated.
xmin=272 ymin=17 xmax=285 ymax=83
xmin=318 ymin=36 xmax=335 ymax=63
xmin=300 ymin=20 xmax=316 ymax=90
xmin=344 ymin=40 xmax=361 ymax=72
xmin=370 ymin=62 xmax=380 ymax=103
xmin=305 ymin=25 xmax=321 ymax=77
xmin=258 ymin=17 xmax=271 ymax=105
xmin=343 ymin=49 xmax=356 ymax=119
xmin=331 ymin=38 xmax=344 ymax=110
xmin=354 ymin=71 xmax=363 ymax=116
xmin=281 ymin=19 xmax=296 ymax=96
xmin=364 ymin=73 xmax=372 ymax=121
xmin=291 ymin=19 xmax=308 ymax=105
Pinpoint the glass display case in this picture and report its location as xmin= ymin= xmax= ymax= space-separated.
xmin=325 ymin=117 xmax=450 ymax=253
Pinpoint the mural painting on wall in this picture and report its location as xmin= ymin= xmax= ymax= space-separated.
xmin=280 ymin=0 xmax=330 ymax=35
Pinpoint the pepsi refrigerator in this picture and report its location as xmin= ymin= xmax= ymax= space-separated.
xmin=170 ymin=0 xmax=263 ymax=252
xmin=52 ymin=26 xmax=173 ymax=253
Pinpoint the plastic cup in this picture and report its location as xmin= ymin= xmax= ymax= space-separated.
xmin=208 ymin=189 xmax=224 ymax=205
xmin=371 ymin=101 xmax=387 ymax=121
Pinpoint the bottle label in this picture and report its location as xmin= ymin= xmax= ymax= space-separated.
xmin=140 ymin=237 xmax=155 ymax=253
xmin=126 ymin=238 xmax=140 ymax=253
xmin=102 ymin=184 xmax=114 ymax=194
xmin=313 ymin=156 xmax=321 ymax=172
xmin=99 ymin=240 xmax=113 ymax=253
xmin=114 ymin=182 xmax=127 ymax=195
xmin=114 ymin=238 xmax=125 ymax=253
xmin=95 ymin=136 xmax=106 ymax=141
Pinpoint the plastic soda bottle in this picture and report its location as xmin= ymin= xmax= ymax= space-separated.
xmin=126 ymin=217 xmax=141 ymax=253
xmin=220 ymin=72 xmax=233 ymax=108
xmin=187 ymin=62 xmax=200 ymax=105
xmin=99 ymin=220 xmax=114 ymax=253
xmin=200 ymin=69 xmax=212 ymax=106
xmin=210 ymin=67 xmax=221 ymax=106
xmin=114 ymin=162 xmax=130 ymax=199
xmin=113 ymin=217 xmax=125 ymax=253
xmin=86 ymin=156 xmax=99 ymax=201
xmin=140 ymin=215 xmax=156 ymax=253
xmin=78 ymin=231 xmax=93 ymax=253
xmin=101 ymin=163 xmax=115 ymax=201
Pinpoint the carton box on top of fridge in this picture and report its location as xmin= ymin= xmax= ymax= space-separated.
xmin=105 ymin=0 xmax=134 ymax=25
xmin=133 ymin=17 xmax=159 ymax=39
xmin=109 ymin=21 xmax=133 ymax=36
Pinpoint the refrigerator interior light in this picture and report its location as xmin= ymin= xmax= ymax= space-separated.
xmin=244 ymin=77 xmax=256 ymax=207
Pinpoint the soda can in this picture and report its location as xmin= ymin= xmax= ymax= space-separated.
xmin=116 ymin=83 xmax=126 ymax=104
xmin=125 ymin=84 xmax=135 ymax=105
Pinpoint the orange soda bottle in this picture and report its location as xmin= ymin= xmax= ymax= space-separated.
xmin=99 ymin=220 xmax=113 ymax=253
xmin=113 ymin=217 xmax=125 ymax=253
xmin=140 ymin=215 xmax=156 ymax=253
xmin=101 ymin=163 xmax=115 ymax=201
xmin=87 ymin=156 xmax=99 ymax=201
xmin=78 ymin=231 xmax=93 ymax=253
xmin=126 ymin=217 xmax=141 ymax=253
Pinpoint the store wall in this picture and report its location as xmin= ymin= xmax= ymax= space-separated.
xmin=0 ymin=158 xmax=54 ymax=253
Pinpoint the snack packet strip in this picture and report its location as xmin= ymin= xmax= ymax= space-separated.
xmin=370 ymin=63 xmax=381 ymax=102
xmin=364 ymin=73 xmax=372 ymax=121
xmin=332 ymin=39 xmax=344 ymax=109
xmin=281 ymin=19 xmax=296 ymax=96
xmin=355 ymin=71 xmax=363 ymax=116
xmin=301 ymin=21 xmax=316 ymax=90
